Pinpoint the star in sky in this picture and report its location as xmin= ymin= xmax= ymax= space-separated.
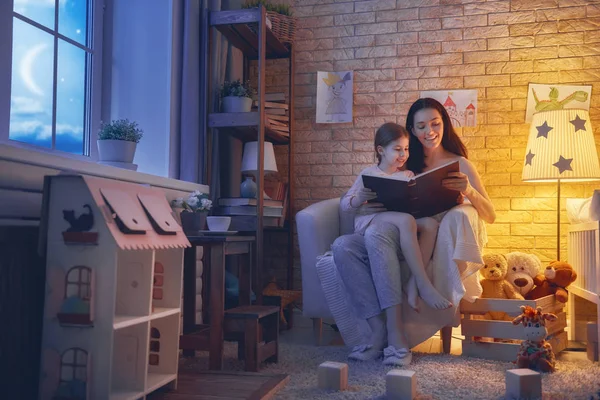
xmin=536 ymin=121 xmax=552 ymax=138
xmin=553 ymin=156 xmax=573 ymax=174
xmin=570 ymin=115 xmax=587 ymax=132
xmin=525 ymin=150 xmax=535 ymax=166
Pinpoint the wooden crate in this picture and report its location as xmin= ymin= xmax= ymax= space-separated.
xmin=460 ymin=295 xmax=568 ymax=362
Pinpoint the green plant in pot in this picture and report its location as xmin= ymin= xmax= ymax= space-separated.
xmin=171 ymin=191 xmax=213 ymax=234
xmin=220 ymin=79 xmax=256 ymax=113
xmin=97 ymin=119 xmax=143 ymax=165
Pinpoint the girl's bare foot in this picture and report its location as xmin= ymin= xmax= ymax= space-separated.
xmin=417 ymin=279 xmax=453 ymax=310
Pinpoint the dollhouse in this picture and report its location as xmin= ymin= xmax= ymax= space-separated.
xmin=38 ymin=174 xmax=190 ymax=400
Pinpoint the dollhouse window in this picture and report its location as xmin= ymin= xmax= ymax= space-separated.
xmin=56 ymin=348 xmax=88 ymax=398
xmin=65 ymin=266 xmax=92 ymax=301
xmin=57 ymin=266 xmax=93 ymax=326
xmin=153 ymin=262 xmax=164 ymax=300
xmin=149 ymin=327 xmax=160 ymax=365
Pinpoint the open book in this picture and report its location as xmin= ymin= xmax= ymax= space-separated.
xmin=361 ymin=160 xmax=462 ymax=218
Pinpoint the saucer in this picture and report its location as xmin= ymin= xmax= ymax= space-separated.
xmin=198 ymin=230 xmax=238 ymax=236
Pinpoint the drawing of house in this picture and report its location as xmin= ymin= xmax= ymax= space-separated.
xmin=465 ymin=102 xmax=476 ymax=126
xmin=39 ymin=174 xmax=190 ymax=400
xmin=443 ymin=95 xmax=457 ymax=114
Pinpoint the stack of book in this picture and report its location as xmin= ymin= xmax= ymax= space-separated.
xmin=216 ymin=181 xmax=289 ymax=229
xmin=254 ymin=93 xmax=289 ymax=137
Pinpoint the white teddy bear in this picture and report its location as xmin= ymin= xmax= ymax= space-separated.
xmin=505 ymin=252 xmax=543 ymax=297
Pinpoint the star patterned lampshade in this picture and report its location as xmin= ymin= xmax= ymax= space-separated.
xmin=522 ymin=109 xmax=600 ymax=183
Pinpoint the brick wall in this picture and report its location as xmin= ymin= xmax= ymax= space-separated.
xmin=285 ymin=0 xmax=600 ymax=266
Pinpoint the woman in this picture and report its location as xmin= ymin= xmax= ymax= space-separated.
xmin=333 ymin=98 xmax=495 ymax=366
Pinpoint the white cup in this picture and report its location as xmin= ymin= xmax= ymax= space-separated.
xmin=206 ymin=216 xmax=231 ymax=232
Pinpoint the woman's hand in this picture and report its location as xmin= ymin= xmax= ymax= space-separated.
xmin=358 ymin=202 xmax=386 ymax=215
xmin=442 ymin=172 xmax=473 ymax=196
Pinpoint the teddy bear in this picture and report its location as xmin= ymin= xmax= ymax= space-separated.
xmin=505 ymin=252 xmax=543 ymax=298
xmin=512 ymin=305 xmax=558 ymax=373
xmin=481 ymin=253 xmax=524 ymax=321
xmin=526 ymin=260 xmax=577 ymax=303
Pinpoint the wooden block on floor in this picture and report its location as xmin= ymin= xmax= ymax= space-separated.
xmin=386 ymin=369 xmax=416 ymax=400
xmin=317 ymin=361 xmax=348 ymax=391
xmin=505 ymin=368 xmax=541 ymax=400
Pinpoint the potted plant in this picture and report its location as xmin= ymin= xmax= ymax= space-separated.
xmin=97 ymin=119 xmax=143 ymax=164
xmin=220 ymin=79 xmax=256 ymax=113
xmin=171 ymin=191 xmax=213 ymax=234
xmin=242 ymin=0 xmax=296 ymax=45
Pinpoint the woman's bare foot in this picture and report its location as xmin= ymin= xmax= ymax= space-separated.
xmin=417 ymin=279 xmax=453 ymax=310
xmin=406 ymin=275 xmax=419 ymax=312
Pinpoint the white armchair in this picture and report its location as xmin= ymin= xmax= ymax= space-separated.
xmin=295 ymin=198 xmax=343 ymax=343
xmin=296 ymin=197 xmax=453 ymax=351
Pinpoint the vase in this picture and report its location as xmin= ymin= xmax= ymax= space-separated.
xmin=240 ymin=176 xmax=257 ymax=198
xmin=222 ymin=96 xmax=253 ymax=113
xmin=180 ymin=211 xmax=207 ymax=234
xmin=97 ymin=139 xmax=137 ymax=163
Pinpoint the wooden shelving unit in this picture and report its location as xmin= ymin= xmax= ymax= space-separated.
xmin=205 ymin=6 xmax=295 ymax=324
xmin=208 ymin=112 xmax=290 ymax=145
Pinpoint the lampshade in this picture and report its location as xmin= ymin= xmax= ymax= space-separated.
xmin=241 ymin=141 xmax=278 ymax=174
xmin=522 ymin=109 xmax=600 ymax=182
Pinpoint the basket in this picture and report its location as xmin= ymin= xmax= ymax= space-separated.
xmin=266 ymin=11 xmax=296 ymax=45
xmin=459 ymin=295 xmax=568 ymax=361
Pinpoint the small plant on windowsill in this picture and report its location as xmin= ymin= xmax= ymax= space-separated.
xmin=97 ymin=119 xmax=143 ymax=169
xmin=171 ymin=191 xmax=213 ymax=233
xmin=220 ymin=79 xmax=256 ymax=113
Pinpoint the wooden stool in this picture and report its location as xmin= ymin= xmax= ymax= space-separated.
xmin=224 ymin=305 xmax=280 ymax=372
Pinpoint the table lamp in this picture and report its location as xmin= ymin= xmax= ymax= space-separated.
xmin=241 ymin=141 xmax=278 ymax=199
xmin=522 ymin=109 xmax=600 ymax=260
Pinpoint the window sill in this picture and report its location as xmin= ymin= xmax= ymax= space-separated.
xmin=0 ymin=141 xmax=208 ymax=193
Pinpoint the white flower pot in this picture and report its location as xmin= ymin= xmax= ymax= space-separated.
xmin=222 ymin=96 xmax=253 ymax=113
xmin=97 ymin=140 xmax=137 ymax=163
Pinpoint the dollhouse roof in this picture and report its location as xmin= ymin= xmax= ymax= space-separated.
xmin=48 ymin=174 xmax=191 ymax=250
xmin=466 ymin=102 xmax=475 ymax=110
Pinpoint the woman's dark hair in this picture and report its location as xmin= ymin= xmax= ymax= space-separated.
xmin=374 ymin=122 xmax=410 ymax=164
xmin=405 ymin=97 xmax=468 ymax=173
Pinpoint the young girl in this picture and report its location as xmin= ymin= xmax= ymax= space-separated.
xmin=343 ymin=122 xmax=452 ymax=312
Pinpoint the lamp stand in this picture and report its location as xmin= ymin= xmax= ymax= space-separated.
xmin=240 ymin=174 xmax=272 ymax=199
xmin=557 ymin=178 xmax=561 ymax=261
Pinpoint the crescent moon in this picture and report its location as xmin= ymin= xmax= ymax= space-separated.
xmin=20 ymin=43 xmax=48 ymax=97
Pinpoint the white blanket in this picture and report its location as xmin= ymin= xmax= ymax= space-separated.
xmin=316 ymin=204 xmax=488 ymax=349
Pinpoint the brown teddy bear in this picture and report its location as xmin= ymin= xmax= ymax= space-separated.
xmin=525 ymin=260 xmax=577 ymax=303
xmin=481 ymin=253 xmax=525 ymax=321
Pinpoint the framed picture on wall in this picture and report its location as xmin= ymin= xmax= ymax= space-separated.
xmin=525 ymin=83 xmax=592 ymax=122
xmin=420 ymin=89 xmax=478 ymax=127
xmin=316 ymin=71 xmax=353 ymax=124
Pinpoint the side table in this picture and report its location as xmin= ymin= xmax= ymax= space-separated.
xmin=180 ymin=234 xmax=257 ymax=370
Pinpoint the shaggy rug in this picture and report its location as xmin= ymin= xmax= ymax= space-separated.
xmin=180 ymin=342 xmax=600 ymax=400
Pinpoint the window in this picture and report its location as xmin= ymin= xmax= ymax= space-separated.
xmin=65 ymin=265 xmax=92 ymax=301
xmin=59 ymin=348 xmax=88 ymax=389
xmin=0 ymin=0 xmax=103 ymax=157
xmin=149 ymin=327 xmax=160 ymax=366
xmin=153 ymin=261 xmax=164 ymax=301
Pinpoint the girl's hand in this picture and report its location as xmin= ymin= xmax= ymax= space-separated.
xmin=442 ymin=172 xmax=472 ymax=196
xmin=353 ymin=187 xmax=377 ymax=206
xmin=403 ymin=170 xmax=415 ymax=178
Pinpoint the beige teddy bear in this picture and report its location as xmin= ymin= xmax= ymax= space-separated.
xmin=505 ymin=252 xmax=543 ymax=298
xmin=481 ymin=253 xmax=524 ymax=321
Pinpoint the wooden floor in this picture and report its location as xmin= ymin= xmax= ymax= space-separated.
xmin=147 ymin=371 xmax=289 ymax=400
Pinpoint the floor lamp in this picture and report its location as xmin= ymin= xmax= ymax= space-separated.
xmin=522 ymin=109 xmax=600 ymax=261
